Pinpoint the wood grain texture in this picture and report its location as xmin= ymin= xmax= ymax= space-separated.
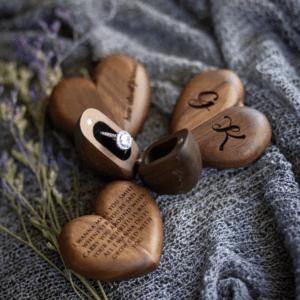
xmin=59 ymin=181 xmax=163 ymax=281
xmin=169 ymin=69 xmax=245 ymax=134
xmin=74 ymin=108 xmax=140 ymax=179
xmin=93 ymin=53 xmax=151 ymax=138
xmin=138 ymin=129 xmax=202 ymax=194
xmin=59 ymin=215 xmax=156 ymax=281
xmin=95 ymin=181 xmax=163 ymax=277
xmin=48 ymin=54 xmax=151 ymax=138
xmin=191 ymin=107 xmax=272 ymax=169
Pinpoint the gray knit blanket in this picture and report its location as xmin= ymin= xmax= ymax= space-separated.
xmin=1 ymin=0 xmax=300 ymax=299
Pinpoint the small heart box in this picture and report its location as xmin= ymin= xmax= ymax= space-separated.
xmin=74 ymin=108 xmax=140 ymax=180
xmin=75 ymin=108 xmax=202 ymax=194
xmin=138 ymin=129 xmax=202 ymax=194
xmin=59 ymin=181 xmax=163 ymax=281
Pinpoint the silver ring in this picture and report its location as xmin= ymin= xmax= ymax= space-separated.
xmin=99 ymin=130 xmax=133 ymax=151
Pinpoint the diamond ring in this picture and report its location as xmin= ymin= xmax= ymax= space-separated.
xmin=99 ymin=130 xmax=133 ymax=151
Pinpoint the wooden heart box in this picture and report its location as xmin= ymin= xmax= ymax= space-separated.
xmin=48 ymin=57 xmax=272 ymax=194
xmin=75 ymin=105 xmax=271 ymax=194
xmin=52 ymin=62 xmax=272 ymax=283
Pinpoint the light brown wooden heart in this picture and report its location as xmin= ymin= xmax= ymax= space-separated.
xmin=93 ymin=54 xmax=151 ymax=138
xmin=169 ymin=69 xmax=245 ymax=134
xmin=74 ymin=108 xmax=140 ymax=179
xmin=191 ymin=107 xmax=272 ymax=169
xmin=59 ymin=181 xmax=163 ymax=281
xmin=48 ymin=54 xmax=151 ymax=137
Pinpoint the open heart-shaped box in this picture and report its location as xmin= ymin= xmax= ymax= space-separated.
xmin=49 ymin=64 xmax=272 ymax=194
xmin=75 ymin=104 xmax=271 ymax=194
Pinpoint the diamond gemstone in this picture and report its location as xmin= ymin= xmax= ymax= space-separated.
xmin=116 ymin=131 xmax=133 ymax=150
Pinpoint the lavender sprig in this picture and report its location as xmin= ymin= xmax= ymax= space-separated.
xmin=0 ymin=9 xmax=111 ymax=300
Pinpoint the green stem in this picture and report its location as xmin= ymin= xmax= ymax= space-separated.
xmin=97 ymin=281 xmax=109 ymax=300
xmin=0 ymin=223 xmax=28 ymax=245
xmin=52 ymin=190 xmax=71 ymax=222
xmin=19 ymin=193 xmax=38 ymax=216
xmin=67 ymin=269 xmax=86 ymax=300
xmin=0 ymin=223 xmax=93 ymax=299
xmin=107 ymin=282 xmax=114 ymax=289
xmin=67 ymin=193 xmax=75 ymax=220
xmin=72 ymin=272 xmax=103 ymax=300
xmin=6 ymin=181 xmax=38 ymax=217
xmin=41 ymin=164 xmax=61 ymax=234
xmin=19 ymin=205 xmax=33 ymax=246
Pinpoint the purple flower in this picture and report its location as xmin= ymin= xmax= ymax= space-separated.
xmin=10 ymin=87 xmax=18 ymax=105
xmin=33 ymin=36 xmax=44 ymax=51
xmin=51 ymin=20 xmax=61 ymax=35
xmin=57 ymin=151 xmax=75 ymax=169
xmin=55 ymin=8 xmax=73 ymax=25
xmin=42 ymin=139 xmax=55 ymax=168
xmin=1 ymin=178 xmax=14 ymax=196
xmin=36 ymin=19 xmax=51 ymax=36
xmin=12 ymin=33 xmax=36 ymax=63
xmin=0 ymin=151 xmax=9 ymax=171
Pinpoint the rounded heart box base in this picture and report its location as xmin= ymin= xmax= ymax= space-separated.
xmin=59 ymin=181 xmax=163 ymax=281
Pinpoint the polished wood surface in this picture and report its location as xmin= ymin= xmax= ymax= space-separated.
xmin=191 ymin=107 xmax=272 ymax=169
xmin=94 ymin=54 xmax=151 ymax=138
xmin=74 ymin=108 xmax=140 ymax=179
xmin=138 ymin=129 xmax=202 ymax=194
xmin=48 ymin=54 xmax=151 ymax=138
xmin=59 ymin=181 xmax=163 ymax=281
xmin=170 ymin=69 xmax=245 ymax=133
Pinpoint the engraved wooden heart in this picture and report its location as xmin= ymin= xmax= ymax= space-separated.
xmin=59 ymin=181 xmax=163 ymax=281
xmin=169 ymin=69 xmax=244 ymax=134
xmin=48 ymin=54 xmax=151 ymax=138
xmin=191 ymin=107 xmax=272 ymax=169
xmin=93 ymin=54 xmax=151 ymax=138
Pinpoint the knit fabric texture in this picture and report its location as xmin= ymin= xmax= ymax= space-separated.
xmin=1 ymin=0 xmax=300 ymax=299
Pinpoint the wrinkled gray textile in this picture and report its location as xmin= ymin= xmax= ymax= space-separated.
xmin=1 ymin=0 xmax=300 ymax=299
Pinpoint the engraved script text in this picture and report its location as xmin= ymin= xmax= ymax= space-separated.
xmin=212 ymin=116 xmax=246 ymax=151
xmin=125 ymin=63 xmax=138 ymax=121
xmin=188 ymin=91 xmax=219 ymax=111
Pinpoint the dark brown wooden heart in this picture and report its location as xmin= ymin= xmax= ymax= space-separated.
xmin=191 ymin=107 xmax=272 ymax=168
xmin=48 ymin=54 xmax=151 ymax=138
xmin=138 ymin=129 xmax=202 ymax=194
xmin=169 ymin=69 xmax=244 ymax=134
xmin=59 ymin=181 xmax=163 ymax=281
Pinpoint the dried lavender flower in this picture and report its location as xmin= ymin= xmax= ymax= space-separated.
xmin=0 ymin=9 xmax=110 ymax=300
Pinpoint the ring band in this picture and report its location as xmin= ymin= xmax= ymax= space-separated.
xmin=99 ymin=132 xmax=118 ymax=139
xmin=99 ymin=130 xmax=133 ymax=151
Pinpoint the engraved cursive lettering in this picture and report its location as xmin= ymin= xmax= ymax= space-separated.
xmin=188 ymin=91 xmax=218 ymax=111
xmin=212 ymin=116 xmax=246 ymax=151
xmin=125 ymin=63 xmax=138 ymax=121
